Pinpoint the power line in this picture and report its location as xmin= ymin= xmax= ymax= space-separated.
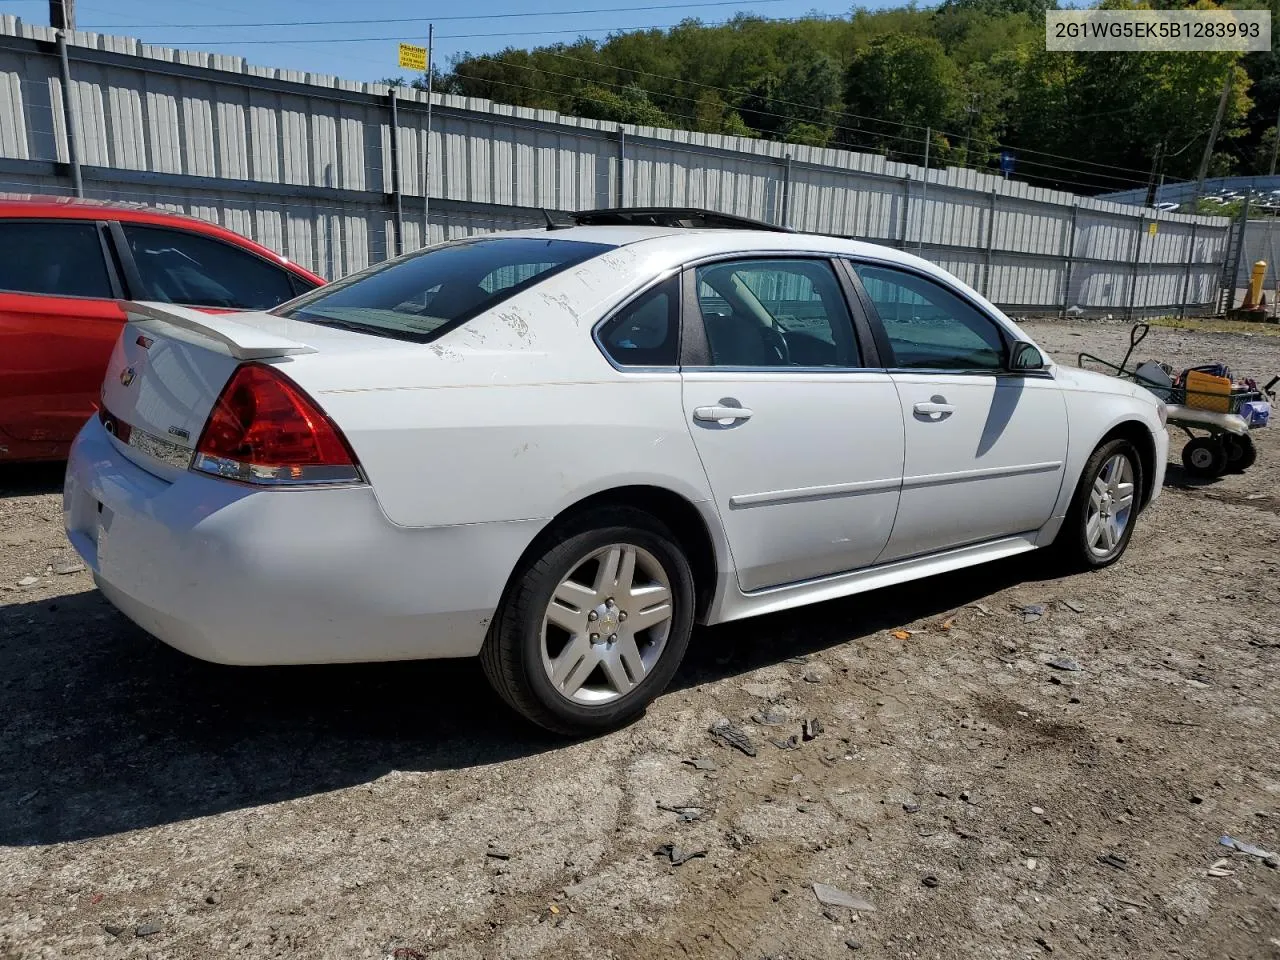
xmin=462 ymin=54 xmax=923 ymax=158
xmin=123 ymin=13 xmax=842 ymax=44
xmin=80 ymin=0 xmax=795 ymax=30
xmin=527 ymin=48 xmax=1171 ymax=184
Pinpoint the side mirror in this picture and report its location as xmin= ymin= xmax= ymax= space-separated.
xmin=1010 ymin=342 xmax=1046 ymax=372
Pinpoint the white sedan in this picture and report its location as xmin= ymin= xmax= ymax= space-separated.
xmin=64 ymin=209 xmax=1168 ymax=734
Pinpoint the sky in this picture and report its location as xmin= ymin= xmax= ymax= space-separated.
xmin=4 ymin=0 xmax=872 ymax=83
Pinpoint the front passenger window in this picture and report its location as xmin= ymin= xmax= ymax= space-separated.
xmin=852 ymin=263 xmax=1005 ymax=371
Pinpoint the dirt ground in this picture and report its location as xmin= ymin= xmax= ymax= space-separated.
xmin=2 ymin=320 xmax=1279 ymax=960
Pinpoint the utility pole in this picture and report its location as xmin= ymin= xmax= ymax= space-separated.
xmin=918 ymin=127 xmax=930 ymax=255
xmin=1269 ymin=100 xmax=1279 ymax=177
xmin=963 ymin=93 xmax=978 ymax=162
xmin=49 ymin=0 xmax=74 ymax=30
xmin=1194 ymin=66 xmax=1233 ymax=205
xmin=423 ymin=23 xmax=433 ymax=247
xmin=1145 ymin=140 xmax=1165 ymax=208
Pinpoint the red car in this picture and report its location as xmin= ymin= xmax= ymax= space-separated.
xmin=0 ymin=195 xmax=326 ymax=462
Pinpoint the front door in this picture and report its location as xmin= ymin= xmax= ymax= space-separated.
xmin=680 ymin=256 xmax=905 ymax=592
xmin=848 ymin=261 xmax=1069 ymax=563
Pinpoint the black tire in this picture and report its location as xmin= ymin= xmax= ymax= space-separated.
xmin=480 ymin=507 xmax=695 ymax=735
xmin=1223 ymin=433 xmax=1257 ymax=473
xmin=1053 ymin=437 xmax=1144 ymax=572
xmin=1181 ymin=437 xmax=1228 ymax=479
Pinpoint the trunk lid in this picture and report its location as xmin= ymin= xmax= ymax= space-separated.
xmin=100 ymin=302 xmax=321 ymax=481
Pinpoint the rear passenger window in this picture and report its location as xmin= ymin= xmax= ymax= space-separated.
xmin=122 ymin=224 xmax=296 ymax=310
xmin=0 ymin=221 xmax=113 ymax=298
xmin=597 ymin=276 xmax=679 ymax=367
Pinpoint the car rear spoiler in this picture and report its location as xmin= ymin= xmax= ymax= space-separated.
xmin=120 ymin=301 xmax=317 ymax=361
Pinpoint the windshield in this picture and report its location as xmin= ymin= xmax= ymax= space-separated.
xmin=277 ymin=237 xmax=612 ymax=343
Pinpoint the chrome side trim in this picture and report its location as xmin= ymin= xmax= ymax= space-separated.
xmin=728 ymin=476 xmax=900 ymax=509
xmin=901 ymin=460 xmax=1063 ymax=490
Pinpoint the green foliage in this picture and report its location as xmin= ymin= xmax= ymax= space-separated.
xmin=438 ymin=3 xmax=1276 ymax=194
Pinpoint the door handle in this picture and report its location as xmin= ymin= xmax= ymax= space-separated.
xmin=913 ymin=398 xmax=955 ymax=421
xmin=693 ymin=404 xmax=754 ymax=424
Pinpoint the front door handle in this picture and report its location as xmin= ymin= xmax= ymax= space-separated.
xmin=913 ymin=397 xmax=955 ymax=421
xmin=693 ymin=404 xmax=754 ymax=424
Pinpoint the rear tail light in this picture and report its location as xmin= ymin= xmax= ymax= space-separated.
xmin=192 ymin=363 xmax=364 ymax=486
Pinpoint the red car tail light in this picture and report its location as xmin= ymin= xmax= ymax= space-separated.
xmin=192 ymin=363 xmax=364 ymax=486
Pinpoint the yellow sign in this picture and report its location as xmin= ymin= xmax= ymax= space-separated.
xmin=1148 ymin=221 xmax=1158 ymax=237
xmin=398 ymin=42 xmax=427 ymax=72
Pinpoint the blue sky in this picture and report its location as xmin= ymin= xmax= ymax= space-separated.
xmin=7 ymin=0 xmax=876 ymax=82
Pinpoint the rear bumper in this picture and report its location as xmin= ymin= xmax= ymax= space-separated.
xmin=64 ymin=417 xmax=542 ymax=664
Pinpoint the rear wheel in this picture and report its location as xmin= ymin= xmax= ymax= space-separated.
xmin=480 ymin=508 xmax=695 ymax=735
xmin=1223 ymin=433 xmax=1256 ymax=473
xmin=1054 ymin=438 xmax=1143 ymax=571
xmin=1182 ymin=437 xmax=1228 ymax=479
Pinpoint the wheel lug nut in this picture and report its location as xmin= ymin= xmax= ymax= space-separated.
xmin=590 ymin=633 xmax=599 ymax=642
xmin=587 ymin=611 xmax=599 ymax=621
xmin=618 ymin=611 xmax=627 ymax=622
xmin=609 ymin=634 xmax=617 ymax=642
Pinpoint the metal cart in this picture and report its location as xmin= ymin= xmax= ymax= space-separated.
xmin=1077 ymin=323 xmax=1275 ymax=480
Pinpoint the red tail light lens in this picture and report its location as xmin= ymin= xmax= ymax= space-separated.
xmin=192 ymin=363 xmax=363 ymax=486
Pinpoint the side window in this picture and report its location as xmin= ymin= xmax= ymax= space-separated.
xmin=693 ymin=258 xmax=858 ymax=368
xmin=121 ymin=224 xmax=296 ymax=310
xmin=0 ymin=221 xmax=113 ymax=299
xmin=597 ymin=276 xmax=679 ymax=367
xmin=852 ymin=263 xmax=1006 ymax=371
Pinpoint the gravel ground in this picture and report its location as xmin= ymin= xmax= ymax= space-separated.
xmin=2 ymin=320 xmax=1279 ymax=960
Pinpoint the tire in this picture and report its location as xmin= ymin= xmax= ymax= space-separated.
xmin=1181 ymin=437 xmax=1228 ymax=479
xmin=1053 ymin=438 xmax=1144 ymax=571
xmin=480 ymin=507 xmax=695 ymax=735
xmin=1223 ymin=433 xmax=1257 ymax=473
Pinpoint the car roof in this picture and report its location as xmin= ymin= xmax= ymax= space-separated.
xmin=0 ymin=192 xmax=326 ymax=284
xmin=498 ymin=224 xmax=953 ymax=280
xmin=0 ymin=192 xmax=212 ymax=225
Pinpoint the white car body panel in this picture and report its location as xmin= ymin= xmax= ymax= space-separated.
xmin=65 ymin=224 xmax=1168 ymax=669
xmin=881 ymin=372 xmax=1069 ymax=562
xmin=681 ymin=369 xmax=904 ymax=590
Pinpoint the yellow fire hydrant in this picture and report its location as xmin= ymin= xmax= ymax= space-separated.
xmin=1242 ymin=260 xmax=1267 ymax=310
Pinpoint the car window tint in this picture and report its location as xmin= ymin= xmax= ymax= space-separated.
xmin=852 ymin=263 xmax=1005 ymax=371
xmin=597 ymin=276 xmax=678 ymax=366
xmin=694 ymin=258 xmax=857 ymax=368
xmin=122 ymin=224 xmax=296 ymax=310
xmin=0 ymin=221 xmax=112 ymax=298
xmin=278 ymin=237 xmax=612 ymax=344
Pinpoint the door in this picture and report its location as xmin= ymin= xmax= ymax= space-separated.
xmin=0 ymin=219 xmax=125 ymax=452
xmin=117 ymin=223 xmax=301 ymax=310
xmin=680 ymin=256 xmax=905 ymax=592
xmin=849 ymin=261 xmax=1068 ymax=563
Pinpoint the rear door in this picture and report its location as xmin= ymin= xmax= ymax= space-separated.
xmin=679 ymin=256 xmax=905 ymax=592
xmin=848 ymin=260 xmax=1068 ymax=562
xmin=0 ymin=219 xmax=125 ymax=451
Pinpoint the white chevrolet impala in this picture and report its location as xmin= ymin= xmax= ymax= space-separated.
xmin=64 ymin=208 xmax=1167 ymax=733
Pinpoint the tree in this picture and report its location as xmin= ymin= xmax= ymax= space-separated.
xmin=842 ymin=34 xmax=962 ymax=159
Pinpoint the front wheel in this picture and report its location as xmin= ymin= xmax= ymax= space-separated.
xmin=480 ymin=508 xmax=695 ymax=735
xmin=1054 ymin=438 xmax=1143 ymax=571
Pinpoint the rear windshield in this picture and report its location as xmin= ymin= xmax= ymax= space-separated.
xmin=277 ymin=237 xmax=612 ymax=343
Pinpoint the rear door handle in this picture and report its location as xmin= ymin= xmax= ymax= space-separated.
xmin=913 ymin=398 xmax=955 ymax=420
xmin=693 ymin=405 xmax=754 ymax=423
